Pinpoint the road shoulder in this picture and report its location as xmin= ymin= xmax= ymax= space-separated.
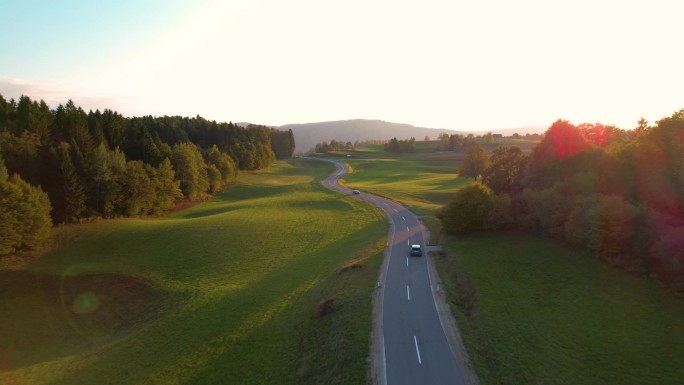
xmin=425 ymin=250 xmax=480 ymax=385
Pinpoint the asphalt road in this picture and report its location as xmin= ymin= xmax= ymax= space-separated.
xmin=319 ymin=158 xmax=466 ymax=385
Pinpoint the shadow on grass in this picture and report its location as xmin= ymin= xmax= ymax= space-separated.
xmin=0 ymin=270 xmax=164 ymax=371
xmin=39 ymin=218 xmax=385 ymax=385
xmin=174 ymin=205 xmax=238 ymax=219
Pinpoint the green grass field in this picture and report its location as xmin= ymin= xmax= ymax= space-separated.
xmin=324 ymin=146 xmax=468 ymax=216
xmin=324 ymin=143 xmax=684 ymax=385
xmin=323 ymin=139 xmax=538 ymax=217
xmin=436 ymin=233 xmax=684 ymax=385
xmin=0 ymin=158 xmax=387 ymax=385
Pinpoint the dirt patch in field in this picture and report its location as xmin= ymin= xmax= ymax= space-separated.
xmin=339 ymin=262 xmax=362 ymax=273
xmin=315 ymin=298 xmax=336 ymax=318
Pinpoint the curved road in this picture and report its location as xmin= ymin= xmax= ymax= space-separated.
xmin=318 ymin=158 xmax=468 ymax=385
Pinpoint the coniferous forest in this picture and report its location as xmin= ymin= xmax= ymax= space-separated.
xmin=0 ymin=94 xmax=295 ymax=255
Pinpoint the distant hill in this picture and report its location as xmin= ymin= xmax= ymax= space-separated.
xmin=277 ymin=119 xmax=547 ymax=153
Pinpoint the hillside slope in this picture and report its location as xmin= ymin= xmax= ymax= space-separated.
xmin=280 ymin=119 xmax=545 ymax=153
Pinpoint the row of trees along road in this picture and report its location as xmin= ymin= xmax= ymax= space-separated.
xmin=0 ymin=94 xmax=295 ymax=255
xmin=439 ymin=110 xmax=684 ymax=293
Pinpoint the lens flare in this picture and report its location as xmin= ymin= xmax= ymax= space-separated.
xmin=72 ymin=291 xmax=100 ymax=315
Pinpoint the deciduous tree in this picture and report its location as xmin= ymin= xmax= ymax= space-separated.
xmin=0 ymin=155 xmax=51 ymax=254
xmin=172 ymin=142 xmax=209 ymax=200
xmin=437 ymin=183 xmax=494 ymax=233
xmin=482 ymin=146 xmax=528 ymax=194
xmin=458 ymin=144 xmax=489 ymax=179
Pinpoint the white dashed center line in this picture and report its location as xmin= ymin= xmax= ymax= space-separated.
xmin=414 ymin=336 xmax=422 ymax=364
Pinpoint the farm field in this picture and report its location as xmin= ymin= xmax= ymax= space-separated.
xmin=330 ymin=143 xmax=684 ymax=385
xmin=0 ymin=158 xmax=387 ymax=385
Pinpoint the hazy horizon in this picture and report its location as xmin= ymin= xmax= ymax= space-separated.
xmin=2 ymin=0 xmax=682 ymax=131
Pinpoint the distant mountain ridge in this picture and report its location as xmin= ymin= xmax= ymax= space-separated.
xmin=276 ymin=119 xmax=546 ymax=153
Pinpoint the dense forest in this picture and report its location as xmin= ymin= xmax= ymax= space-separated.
xmin=0 ymin=94 xmax=294 ymax=255
xmin=439 ymin=110 xmax=684 ymax=292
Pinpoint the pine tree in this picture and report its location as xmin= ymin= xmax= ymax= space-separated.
xmin=58 ymin=143 xmax=86 ymax=222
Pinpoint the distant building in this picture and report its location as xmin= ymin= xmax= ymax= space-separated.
xmin=493 ymin=134 xmax=503 ymax=139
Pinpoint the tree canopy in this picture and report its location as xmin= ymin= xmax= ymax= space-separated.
xmin=440 ymin=109 xmax=684 ymax=293
xmin=458 ymin=144 xmax=489 ymax=179
xmin=0 ymin=93 xmax=294 ymax=255
xmin=384 ymin=137 xmax=416 ymax=153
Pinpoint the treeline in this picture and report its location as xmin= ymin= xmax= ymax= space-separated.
xmin=438 ymin=111 xmax=684 ymax=292
xmin=314 ymin=139 xmax=355 ymax=153
xmin=433 ymin=132 xmax=483 ymax=151
xmin=431 ymin=132 xmax=542 ymax=151
xmin=384 ymin=137 xmax=416 ymax=153
xmin=0 ymin=94 xmax=294 ymax=254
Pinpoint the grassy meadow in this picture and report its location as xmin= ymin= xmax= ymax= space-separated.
xmin=328 ymin=139 xmax=538 ymax=216
xmin=329 ymin=144 xmax=468 ymax=216
xmin=0 ymin=158 xmax=387 ymax=385
xmin=436 ymin=234 xmax=684 ymax=385
xmin=329 ymin=142 xmax=684 ymax=384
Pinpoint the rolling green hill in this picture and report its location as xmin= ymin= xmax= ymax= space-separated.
xmin=0 ymin=158 xmax=387 ymax=385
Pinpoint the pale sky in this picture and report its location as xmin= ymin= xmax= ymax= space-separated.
xmin=1 ymin=0 xmax=682 ymax=130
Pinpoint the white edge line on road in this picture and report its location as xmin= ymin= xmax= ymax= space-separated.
xmin=421 ymin=220 xmax=466 ymax=382
xmin=407 ymin=285 xmax=410 ymax=300
xmin=406 ymin=257 xmax=408 ymax=267
xmin=414 ymin=335 xmax=422 ymax=364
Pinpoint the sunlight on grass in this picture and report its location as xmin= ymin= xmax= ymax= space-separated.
xmin=341 ymin=156 xmax=468 ymax=216
xmin=1 ymin=158 xmax=386 ymax=385
xmin=136 ymin=277 xmax=320 ymax=385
